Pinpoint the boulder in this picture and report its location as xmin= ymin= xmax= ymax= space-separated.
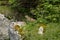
xmin=0 ymin=14 xmax=10 ymax=40
xmin=0 ymin=14 xmax=26 ymax=40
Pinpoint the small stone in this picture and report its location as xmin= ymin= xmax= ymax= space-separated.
xmin=38 ymin=26 xmax=44 ymax=35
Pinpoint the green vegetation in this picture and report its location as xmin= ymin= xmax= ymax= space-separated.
xmin=23 ymin=23 xmax=60 ymax=40
xmin=7 ymin=0 xmax=60 ymax=23
xmin=0 ymin=6 xmax=14 ymax=19
xmin=0 ymin=0 xmax=60 ymax=40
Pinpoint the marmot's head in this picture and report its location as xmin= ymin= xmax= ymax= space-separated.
xmin=14 ymin=25 xmax=21 ymax=31
xmin=14 ymin=25 xmax=24 ymax=35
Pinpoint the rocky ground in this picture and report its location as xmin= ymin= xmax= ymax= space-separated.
xmin=0 ymin=14 xmax=26 ymax=40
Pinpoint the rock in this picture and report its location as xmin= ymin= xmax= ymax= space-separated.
xmin=38 ymin=26 xmax=44 ymax=35
xmin=25 ymin=15 xmax=36 ymax=22
xmin=0 ymin=14 xmax=26 ymax=40
xmin=9 ymin=21 xmax=26 ymax=40
xmin=0 ymin=14 xmax=10 ymax=40
xmin=0 ymin=13 xmax=5 ymax=20
xmin=8 ymin=27 xmax=20 ymax=40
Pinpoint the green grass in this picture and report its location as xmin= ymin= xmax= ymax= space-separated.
xmin=23 ymin=23 xmax=60 ymax=40
xmin=0 ymin=6 xmax=15 ymax=19
xmin=0 ymin=6 xmax=12 ymax=14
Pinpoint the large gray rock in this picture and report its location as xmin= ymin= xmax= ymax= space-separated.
xmin=8 ymin=27 xmax=20 ymax=40
xmin=9 ymin=21 xmax=26 ymax=40
xmin=0 ymin=14 xmax=25 ymax=40
xmin=0 ymin=14 xmax=10 ymax=40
